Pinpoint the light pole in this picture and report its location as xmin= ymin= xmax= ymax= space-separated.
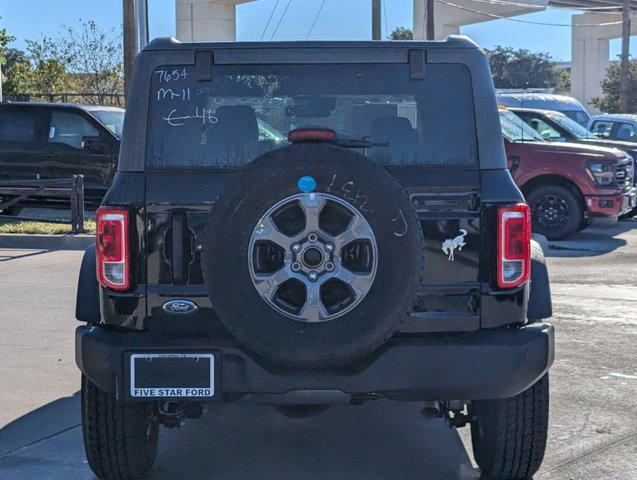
xmin=426 ymin=0 xmax=435 ymax=40
xmin=372 ymin=0 xmax=381 ymax=40
xmin=123 ymin=0 xmax=149 ymax=99
xmin=619 ymin=0 xmax=631 ymax=112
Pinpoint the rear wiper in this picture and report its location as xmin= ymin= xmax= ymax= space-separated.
xmin=287 ymin=128 xmax=388 ymax=148
xmin=334 ymin=137 xmax=389 ymax=148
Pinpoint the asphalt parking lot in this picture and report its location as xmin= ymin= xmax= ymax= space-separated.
xmin=0 ymin=221 xmax=635 ymax=480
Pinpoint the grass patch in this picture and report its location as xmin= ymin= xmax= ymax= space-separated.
xmin=0 ymin=219 xmax=96 ymax=235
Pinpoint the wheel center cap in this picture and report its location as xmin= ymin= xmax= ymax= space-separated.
xmin=303 ymin=247 xmax=323 ymax=268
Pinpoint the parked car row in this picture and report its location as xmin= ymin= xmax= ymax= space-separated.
xmin=499 ymin=108 xmax=635 ymax=239
xmin=0 ymin=94 xmax=635 ymax=241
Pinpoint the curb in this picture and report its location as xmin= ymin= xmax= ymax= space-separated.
xmin=0 ymin=233 xmax=94 ymax=251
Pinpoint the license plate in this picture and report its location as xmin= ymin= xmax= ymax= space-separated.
xmin=130 ymin=353 xmax=215 ymax=398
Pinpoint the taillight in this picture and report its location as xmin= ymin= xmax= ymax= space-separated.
xmin=96 ymin=207 xmax=130 ymax=290
xmin=497 ymin=203 xmax=531 ymax=289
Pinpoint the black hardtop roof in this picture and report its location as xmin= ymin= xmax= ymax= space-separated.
xmin=143 ymin=35 xmax=480 ymax=53
xmin=119 ymin=34 xmax=507 ymax=171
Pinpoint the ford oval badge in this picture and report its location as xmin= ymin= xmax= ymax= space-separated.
xmin=162 ymin=300 xmax=198 ymax=315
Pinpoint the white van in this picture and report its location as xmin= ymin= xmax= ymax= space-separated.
xmin=496 ymin=92 xmax=590 ymax=127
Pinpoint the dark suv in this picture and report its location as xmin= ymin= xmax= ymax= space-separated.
xmin=75 ymin=37 xmax=554 ymax=480
xmin=0 ymin=102 xmax=124 ymax=214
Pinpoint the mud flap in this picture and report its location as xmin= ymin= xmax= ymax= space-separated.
xmin=76 ymin=244 xmax=101 ymax=324
xmin=527 ymin=239 xmax=552 ymax=321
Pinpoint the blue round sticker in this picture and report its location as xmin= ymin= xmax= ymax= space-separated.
xmin=297 ymin=176 xmax=317 ymax=193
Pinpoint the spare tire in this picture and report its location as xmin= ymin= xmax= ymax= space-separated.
xmin=202 ymin=144 xmax=424 ymax=367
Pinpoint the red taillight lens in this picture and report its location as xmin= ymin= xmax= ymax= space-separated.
xmin=96 ymin=207 xmax=129 ymax=290
xmin=497 ymin=203 xmax=531 ymax=289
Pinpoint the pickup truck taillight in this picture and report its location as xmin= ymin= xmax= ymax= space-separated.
xmin=96 ymin=207 xmax=130 ymax=290
xmin=497 ymin=203 xmax=530 ymax=289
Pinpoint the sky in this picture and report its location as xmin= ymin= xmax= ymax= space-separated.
xmin=0 ymin=0 xmax=634 ymax=62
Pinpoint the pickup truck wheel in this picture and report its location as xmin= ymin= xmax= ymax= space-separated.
xmin=527 ymin=185 xmax=581 ymax=240
xmin=469 ymin=374 xmax=549 ymax=480
xmin=81 ymin=375 xmax=159 ymax=480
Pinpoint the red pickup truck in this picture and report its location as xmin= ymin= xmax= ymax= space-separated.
xmin=500 ymin=109 xmax=636 ymax=239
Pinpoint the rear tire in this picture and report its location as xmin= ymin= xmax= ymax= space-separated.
xmin=470 ymin=374 xmax=549 ymax=480
xmin=81 ymin=375 xmax=159 ymax=480
xmin=527 ymin=185 xmax=581 ymax=240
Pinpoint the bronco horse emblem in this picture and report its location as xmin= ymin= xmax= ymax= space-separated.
xmin=441 ymin=229 xmax=467 ymax=261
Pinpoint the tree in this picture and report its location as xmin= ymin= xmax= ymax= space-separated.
xmin=0 ymin=48 xmax=31 ymax=94
xmin=591 ymin=60 xmax=637 ymax=113
xmin=486 ymin=46 xmax=569 ymax=91
xmin=1 ymin=19 xmax=17 ymax=94
xmin=61 ymin=20 xmax=124 ymax=102
xmin=0 ymin=21 xmax=15 ymax=64
xmin=389 ymin=27 xmax=413 ymax=40
xmin=1 ymin=19 xmax=123 ymax=103
xmin=24 ymin=35 xmax=73 ymax=93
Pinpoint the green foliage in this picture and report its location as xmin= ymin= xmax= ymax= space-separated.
xmin=486 ymin=46 xmax=569 ymax=91
xmin=61 ymin=20 xmax=124 ymax=99
xmin=0 ymin=24 xmax=15 ymax=64
xmin=389 ymin=27 xmax=413 ymax=40
xmin=590 ymin=60 xmax=637 ymax=113
xmin=25 ymin=36 xmax=73 ymax=93
xmin=0 ymin=48 xmax=31 ymax=94
xmin=0 ymin=19 xmax=123 ymax=103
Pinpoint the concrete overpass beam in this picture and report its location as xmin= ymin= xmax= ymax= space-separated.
xmin=571 ymin=12 xmax=636 ymax=112
xmin=413 ymin=0 xmax=548 ymax=41
xmin=176 ymin=0 xmax=257 ymax=41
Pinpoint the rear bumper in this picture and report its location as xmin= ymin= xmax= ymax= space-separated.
xmin=585 ymin=188 xmax=637 ymax=217
xmin=76 ymin=323 xmax=554 ymax=402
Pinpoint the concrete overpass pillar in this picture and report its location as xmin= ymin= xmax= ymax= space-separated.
xmin=176 ymin=0 xmax=257 ymax=41
xmin=571 ymin=12 xmax=636 ymax=112
xmin=413 ymin=0 xmax=547 ymax=41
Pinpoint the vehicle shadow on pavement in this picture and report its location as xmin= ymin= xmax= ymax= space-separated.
xmin=546 ymin=220 xmax=635 ymax=258
xmin=0 ymin=248 xmax=53 ymax=262
xmin=0 ymin=392 xmax=80 ymax=457
xmin=0 ymin=396 xmax=483 ymax=479
xmin=151 ymin=402 xmax=480 ymax=480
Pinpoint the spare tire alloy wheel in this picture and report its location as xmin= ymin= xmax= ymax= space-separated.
xmin=248 ymin=192 xmax=378 ymax=323
xmin=203 ymin=144 xmax=425 ymax=367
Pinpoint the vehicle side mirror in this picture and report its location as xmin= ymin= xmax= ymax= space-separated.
xmin=82 ymin=135 xmax=108 ymax=153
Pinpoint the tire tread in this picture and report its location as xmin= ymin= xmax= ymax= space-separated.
xmin=81 ymin=376 xmax=158 ymax=480
xmin=471 ymin=374 xmax=549 ymax=480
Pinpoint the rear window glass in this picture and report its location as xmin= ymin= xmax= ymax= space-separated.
xmin=146 ymin=63 xmax=478 ymax=168
xmin=0 ymin=108 xmax=46 ymax=144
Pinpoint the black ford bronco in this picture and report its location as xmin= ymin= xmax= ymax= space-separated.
xmin=75 ymin=36 xmax=554 ymax=480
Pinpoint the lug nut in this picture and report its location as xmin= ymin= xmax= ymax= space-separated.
xmin=291 ymin=262 xmax=301 ymax=272
xmin=308 ymin=271 xmax=318 ymax=281
xmin=308 ymin=233 xmax=318 ymax=243
xmin=325 ymin=242 xmax=334 ymax=252
xmin=325 ymin=262 xmax=335 ymax=272
xmin=291 ymin=243 xmax=301 ymax=253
